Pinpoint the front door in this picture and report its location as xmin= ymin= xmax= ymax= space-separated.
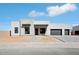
xmin=25 ymin=27 xmax=30 ymax=34
xmin=35 ymin=28 xmax=38 ymax=35
xmin=35 ymin=28 xmax=46 ymax=35
xmin=40 ymin=28 xmax=46 ymax=35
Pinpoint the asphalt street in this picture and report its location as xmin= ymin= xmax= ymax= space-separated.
xmin=0 ymin=47 xmax=79 ymax=55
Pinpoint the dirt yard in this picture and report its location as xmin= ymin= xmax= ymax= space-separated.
xmin=0 ymin=31 xmax=62 ymax=44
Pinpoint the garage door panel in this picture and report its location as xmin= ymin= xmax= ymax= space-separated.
xmin=51 ymin=29 xmax=62 ymax=35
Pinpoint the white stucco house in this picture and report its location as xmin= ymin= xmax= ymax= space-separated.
xmin=11 ymin=19 xmax=73 ymax=36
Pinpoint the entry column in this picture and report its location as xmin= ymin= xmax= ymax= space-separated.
xmin=30 ymin=24 xmax=35 ymax=35
xmin=62 ymin=29 xmax=65 ymax=36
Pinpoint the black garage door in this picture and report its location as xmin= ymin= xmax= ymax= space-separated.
xmin=50 ymin=29 xmax=62 ymax=35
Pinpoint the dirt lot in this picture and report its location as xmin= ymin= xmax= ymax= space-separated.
xmin=0 ymin=31 xmax=62 ymax=44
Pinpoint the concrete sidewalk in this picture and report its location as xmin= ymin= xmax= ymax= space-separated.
xmin=0 ymin=42 xmax=79 ymax=49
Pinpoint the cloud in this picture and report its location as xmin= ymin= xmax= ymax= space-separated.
xmin=28 ymin=4 xmax=77 ymax=17
xmin=29 ymin=10 xmax=46 ymax=17
xmin=47 ymin=3 xmax=77 ymax=16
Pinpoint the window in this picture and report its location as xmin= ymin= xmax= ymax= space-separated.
xmin=25 ymin=27 xmax=30 ymax=34
xmin=51 ymin=29 xmax=62 ymax=35
xmin=14 ymin=27 xmax=18 ymax=33
xmin=40 ymin=28 xmax=46 ymax=35
xmin=65 ymin=29 xmax=70 ymax=35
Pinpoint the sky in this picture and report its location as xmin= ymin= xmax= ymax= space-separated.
xmin=0 ymin=3 xmax=79 ymax=30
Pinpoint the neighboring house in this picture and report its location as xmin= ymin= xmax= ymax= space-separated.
xmin=11 ymin=19 xmax=72 ymax=36
xmin=72 ymin=25 xmax=79 ymax=35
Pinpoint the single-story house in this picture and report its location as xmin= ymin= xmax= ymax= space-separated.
xmin=11 ymin=19 xmax=73 ymax=36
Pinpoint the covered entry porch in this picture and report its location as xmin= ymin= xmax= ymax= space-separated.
xmin=34 ymin=25 xmax=48 ymax=35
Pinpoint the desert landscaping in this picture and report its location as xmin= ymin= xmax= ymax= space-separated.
xmin=0 ymin=31 xmax=62 ymax=44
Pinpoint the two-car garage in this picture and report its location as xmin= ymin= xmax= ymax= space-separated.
xmin=50 ymin=29 xmax=70 ymax=35
xmin=50 ymin=24 xmax=71 ymax=36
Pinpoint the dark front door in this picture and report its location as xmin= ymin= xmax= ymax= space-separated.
xmin=35 ymin=28 xmax=38 ymax=35
xmin=40 ymin=28 xmax=46 ymax=35
xmin=25 ymin=27 xmax=30 ymax=34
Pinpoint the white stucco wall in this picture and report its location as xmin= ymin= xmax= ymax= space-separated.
xmin=34 ymin=21 xmax=50 ymax=25
xmin=11 ymin=21 xmax=20 ymax=36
